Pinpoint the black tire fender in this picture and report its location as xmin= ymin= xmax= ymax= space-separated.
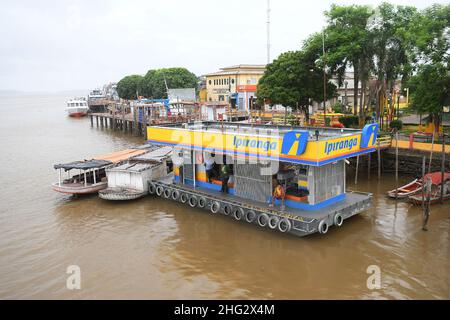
xmin=155 ymin=185 xmax=164 ymax=196
xmin=148 ymin=182 xmax=156 ymax=195
xmin=334 ymin=213 xmax=344 ymax=227
xmin=171 ymin=190 xmax=180 ymax=201
xmin=198 ymin=197 xmax=207 ymax=208
xmin=278 ymin=218 xmax=292 ymax=233
xmin=257 ymin=213 xmax=269 ymax=227
xmin=163 ymin=188 xmax=172 ymax=198
xmin=233 ymin=207 xmax=244 ymax=221
xmin=223 ymin=204 xmax=232 ymax=215
xmin=268 ymin=215 xmax=280 ymax=230
xmin=210 ymin=201 xmax=221 ymax=214
xmin=318 ymin=220 xmax=329 ymax=234
xmin=188 ymin=195 xmax=197 ymax=207
xmin=180 ymin=193 xmax=188 ymax=203
xmin=245 ymin=210 xmax=257 ymax=223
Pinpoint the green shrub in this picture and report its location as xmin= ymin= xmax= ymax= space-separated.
xmin=338 ymin=115 xmax=359 ymax=128
xmin=332 ymin=102 xmax=344 ymax=114
xmin=389 ymin=119 xmax=403 ymax=131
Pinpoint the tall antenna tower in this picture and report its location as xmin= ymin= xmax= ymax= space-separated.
xmin=267 ymin=0 xmax=271 ymax=64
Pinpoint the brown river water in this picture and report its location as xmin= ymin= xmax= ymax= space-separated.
xmin=0 ymin=94 xmax=448 ymax=299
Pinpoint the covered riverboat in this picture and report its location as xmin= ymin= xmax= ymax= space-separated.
xmin=146 ymin=121 xmax=379 ymax=237
xmin=52 ymin=149 xmax=147 ymax=195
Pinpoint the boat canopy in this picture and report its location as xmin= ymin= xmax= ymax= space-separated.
xmin=54 ymin=159 xmax=112 ymax=171
xmin=424 ymin=172 xmax=450 ymax=185
xmin=54 ymin=148 xmax=148 ymax=172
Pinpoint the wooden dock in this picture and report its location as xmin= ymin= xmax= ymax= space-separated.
xmin=90 ymin=112 xmax=147 ymax=137
xmin=89 ymin=102 xmax=204 ymax=138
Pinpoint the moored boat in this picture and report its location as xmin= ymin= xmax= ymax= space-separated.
xmin=99 ymin=146 xmax=173 ymax=201
xmin=52 ymin=149 xmax=147 ymax=195
xmin=387 ymin=178 xmax=422 ymax=198
xmin=408 ymin=190 xmax=450 ymax=205
xmin=66 ymin=98 xmax=89 ymax=117
xmin=408 ymin=172 xmax=450 ymax=205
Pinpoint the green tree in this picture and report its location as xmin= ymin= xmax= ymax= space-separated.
xmin=323 ymin=4 xmax=374 ymax=122
xmin=116 ymin=75 xmax=143 ymax=100
xmin=409 ymin=64 xmax=449 ymax=127
xmin=140 ymin=68 xmax=198 ymax=99
xmin=370 ymin=3 xmax=418 ymax=120
xmin=257 ymin=46 xmax=336 ymax=120
xmin=408 ymin=4 xmax=450 ymax=128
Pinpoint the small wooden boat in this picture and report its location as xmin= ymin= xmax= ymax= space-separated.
xmin=99 ymin=146 xmax=173 ymax=201
xmin=408 ymin=172 xmax=450 ymax=205
xmin=52 ymin=149 xmax=147 ymax=195
xmin=409 ymin=190 xmax=450 ymax=205
xmin=387 ymin=178 xmax=422 ymax=199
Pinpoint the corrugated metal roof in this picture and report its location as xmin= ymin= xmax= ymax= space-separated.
xmin=108 ymin=162 xmax=154 ymax=173
xmin=132 ymin=146 xmax=172 ymax=162
xmin=93 ymin=149 xmax=147 ymax=163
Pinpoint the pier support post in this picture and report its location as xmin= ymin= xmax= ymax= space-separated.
xmin=355 ymin=155 xmax=359 ymax=185
xmin=100 ymin=117 xmax=104 ymax=128
xmin=423 ymin=176 xmax=432 ymax=231
xmin=377 ymin=139 xmax=381 ymax=179
xmin=144 ymin=107 xmax=148 ymax=139
xmin=440 ymin=134 xmax=446 ymax=203
xmin=134 ymin=106 xmax=139 ymax=136
xmin=421 ymin=156 xmax=426 ymax=211
xmin=395 ymin=131 xmax=399 ymax=200
xmin=122 ymin=106 xmax=126 ymax=132
xmin=112 ymin=105 xmax=115 ymax=131
xmin=90 ymin=115 xmax=93 ymax=127
xmin=96 ymin=116 xmax=99 ymax=127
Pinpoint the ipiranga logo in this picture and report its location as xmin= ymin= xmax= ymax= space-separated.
xmin=233 ymin=136 xmax=277 ymax=152
xmin=360 ymin=123 xmax=379 ymax=148
xmin=324 ymin=138 xmax=358 ymax=155
xmin=281 ymin=131 xmax=309 ymax=156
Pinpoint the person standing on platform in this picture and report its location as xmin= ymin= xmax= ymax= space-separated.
xmin=221 ymin=164 xmax=231 ymax=193
xmin=205 ymin=153 xmax=215 ymax=183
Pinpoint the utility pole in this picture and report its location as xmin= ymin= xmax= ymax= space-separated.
xmin=404 ymin=88 xmax=409 ymax=108
xmin=344 ymin=81 xmax=348 ymax=111
xmin=267 ymin=0 xmax=271 ymax=64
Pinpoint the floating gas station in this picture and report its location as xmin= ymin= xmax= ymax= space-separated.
xmin=146 ymin=122 xmax=379 ymax=237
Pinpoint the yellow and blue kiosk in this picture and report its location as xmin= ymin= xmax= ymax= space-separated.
xmin=147 ymin=122 xmax=378 ymax=237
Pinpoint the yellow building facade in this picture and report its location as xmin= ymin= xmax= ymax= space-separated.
xmin=204 ymin=65 xmax=266 ymax=107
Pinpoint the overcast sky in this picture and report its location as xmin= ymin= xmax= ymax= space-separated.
xmin=0 ymin=0 xmax=445 ymax=92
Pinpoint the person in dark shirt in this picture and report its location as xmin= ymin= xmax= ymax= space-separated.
xmin=221 ymin=164 xmax=231 ymax=193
